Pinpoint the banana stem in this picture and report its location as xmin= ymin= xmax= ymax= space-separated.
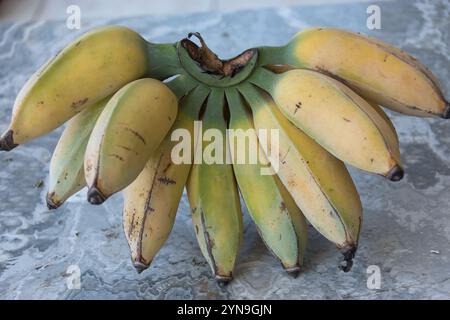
xmin=203 ymin=88 xmax=226 ymax=121
xmin=225 ymin=88 xmax=247 ymax=121
xmin=248 ymin=67 xmax=278 ymax=93
xmin=257 ymin=45 xmax=289 ymax=66
xmin=146 ymin=42 xmax=183 ymax=79
xmin=238 ymin=82 xmax=264 ymax=114
xmin=165 ymin=73 xmax=198 ymax=100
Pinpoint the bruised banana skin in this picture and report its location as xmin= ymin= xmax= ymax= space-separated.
xmin=84 ymin=78 xmax=177 ymax=204
xmin=123 ymin=85 xmax=210 ymax=273
xmin=0 ymin=26 xmax=155 ymax=150
xmin=186 ymin=88 xmax=243 ymax=284
xmin=46 ymin=97 xmax=109 ymax=209
xmin=259 ymin=28 xmax=449 ymax=118
xmin=239 ymin=83 xmax=362 ymax=271
xmin=250 ymin=68 xmax=403 ymax=180
xmin=226 ymin=88 xmax=307 ymax=274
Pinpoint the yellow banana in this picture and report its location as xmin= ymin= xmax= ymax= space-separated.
xmin=250 ymin=67 xmax=403 ymax=180
xmin=226 ymin=88 xmax=307 ymax=275
xmin=259 ymin=28 xmax=449 ymax=118
xmin=84 ymin=78 xmax=177 ymax=204
xmin=186 ymin=88 xmax=243 ymax=284
xmin=239 ymin=82 xmax=362 ymax=271
xmin=123 ymin=85 xmax=210 ymax=273
xmin=46 ymin=97 xmax=109 ymax=209
xmin=0 ymin=26 xmax=154 ymax=150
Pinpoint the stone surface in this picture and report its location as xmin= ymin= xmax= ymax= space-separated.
xmin=0 ymin=0 xmax=449 ymax=299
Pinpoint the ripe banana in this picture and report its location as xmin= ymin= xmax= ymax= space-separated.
xmin=226 ymin=88 xmax=307 ymax=274
xmin=250 ymin=67 xmax=403 ymax=180
xmin=186 ymin=88 xmax=243 ymax=283
xmin=123 ymin=85 xmax=210 ymax=272
xmin=3 ymin=27 xmax=448 ymax=281
xmin=0 ymin=25 xmax=180 ymax=151
xmin=46 ymin=97 xmax=109 ymax=209
xmin=258 ymin=27 xmax=449 ymax=118
xmin=239 ymin=82 xmax=362 ymax=271
xmin=84 ymin=78 xmax=178 ymax=204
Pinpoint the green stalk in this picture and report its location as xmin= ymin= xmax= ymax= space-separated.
xmin=257 ymin=45 xmax=290 ymax=67
xmin=165 ymin=73 xmax=199 ymax=100
xmin=146 ymin=42 xmax=183 ymax=79
xmin=247 ymin=67 xmax=279 ymax=94
xmin=238 ymin=82 xmax=265 ymax=114
xmin=180 ymin=84 xmax=210 ymax=119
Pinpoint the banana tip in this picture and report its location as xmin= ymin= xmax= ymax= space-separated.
xmin=46 ymin=193 xmax=60 ymax=210
xmin=0 ymin=130 xmax=18 ymax=151
xmin=284 ymin=266 xmax=301 ymax=278
xmin=338 ymin=245 xmax=357 ymax=272
xmin=215 ymin=275 xmax=232 ymax=286
xmin=386 ymin=165 xmax=404 ymax=182
xmin=443 ymin=100 xmax=450 ymax=119
xmin=87 ymin=186 xmax=106 ymax=205
xmin=133 ymin=261 xmax=150 ymax=274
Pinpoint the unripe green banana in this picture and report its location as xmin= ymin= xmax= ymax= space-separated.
xmin=84 ymin=78 xmax=178 ymax=204
xmin=239 ymin=82 xmax=362 ymax=271
xmin=123 ymin=84 xmax=210 ymax=273
xmin=186 ymin=88 xmax=243 ymax=284
xmin=250 ymin=67 xmax=403 ymax=181
xmin=258 ymin=28 xmax=449 ymax=118
xmin=0 ymin=25 xmax=180 ymax=150
xmin=46 ymin=97 xmax=109 ymax=209
xmin=226 ymin=88 xmax=307 ymax=275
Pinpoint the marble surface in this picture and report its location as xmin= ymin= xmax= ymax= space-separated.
xmin=0 ymin=0 xmax=449 ymax=299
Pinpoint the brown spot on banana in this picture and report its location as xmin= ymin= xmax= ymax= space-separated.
xmin=157 ymin=176 xmax=176 ymax=185
xmin=123 ymin=127 xmax=146 ymax=145
xmin=108 ymin=154 xmax=125 ymax=162
xmin=71 ymin=98 xmax=89 ymax=109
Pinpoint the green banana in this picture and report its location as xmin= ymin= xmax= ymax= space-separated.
xmin=186 ymin=87 xmax=243 ymax=283
xmin=226 ymin=87 xmax=307 ymax=274
xmin=46 ymin=96 xmax=109 ymax=209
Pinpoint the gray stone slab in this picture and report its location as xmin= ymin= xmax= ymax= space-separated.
xmin=0 ymin=0 xmax=449 ymax=299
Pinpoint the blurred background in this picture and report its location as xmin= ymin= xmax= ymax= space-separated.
xmin=0 ymin=0 xmax=379 ymax=21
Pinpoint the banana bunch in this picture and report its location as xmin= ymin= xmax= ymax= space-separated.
xmin=1 ymin=26 xmax=448 ymax=283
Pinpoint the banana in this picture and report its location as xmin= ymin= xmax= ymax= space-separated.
xmin=123 ymin=84 xmax=209 ymax=273
xmin=84 ymin=78 xmax=177 ymax=204
xmin=46 ymin=97 xmax=109 ymax=209
xmin=266 ymin=63 xmax=400 ymax=146
xmin=258 ymin=27 xmax=449 ymax=118
xmin=186 ymin=88 xmax=243 ymax=283
xmin=250 ymin=67 xmax=403 ymax=180
xmin=226 ymin=88 xmax=307 ymax=274
xmin=0 ymin=25 xmax=180 ymax=150
xmin=239 ymin=82 xmax=362 ymax=271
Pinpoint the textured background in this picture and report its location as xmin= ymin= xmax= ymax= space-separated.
xmin=0 ymin=0 xmax=449 ymax=299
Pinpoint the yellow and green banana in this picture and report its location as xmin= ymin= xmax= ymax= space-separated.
xmin=1 ymin=26 xmax=448 ymax=281
xmin=123 ymin=83 xmax=209 ymax=272
xmin=46 ymin=96 xmax=109 ymax=209
xmin=84 ymin=78 xmax=178 ymax=204
xmin=258 ymin=27 xmax=449 ymax=118
xmin=186 ymin=88 xmax=243 ymax=284
xmin=226 ymin=87 xmax=307 ymax=275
